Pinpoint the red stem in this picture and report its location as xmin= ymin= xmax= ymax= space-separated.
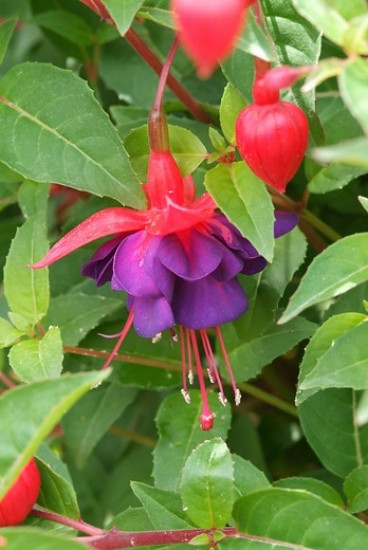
xmin=0 ymin=372 xmax=15 ymax=389
xmin=125 ymin=28 xmax=211 ymax=123
xmin=31 ymin=508 xmax=104 ymax=536
xmin=153 ymin=37 xmax=179 ymax=112
xmin=79 ymin=527 xmax=238 ymax=549
xmin=29 ymin=512 xmax=309 ymax=550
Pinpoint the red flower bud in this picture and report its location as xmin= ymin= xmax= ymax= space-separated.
xmin=235 ymin=66 xmax=309 ymax=193
xmin=0 ymin=459 xmax=41 ymax=527
xmin=171 ymin=0 xmax=247 ymax=78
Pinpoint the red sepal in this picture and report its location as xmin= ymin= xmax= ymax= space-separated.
xmin=147 ymin=193 xmax=216 ymax=235
xmin=32 ymin=208 xmax=148 ymax=268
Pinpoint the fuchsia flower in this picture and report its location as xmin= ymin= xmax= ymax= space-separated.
xmin=33 ymin=123 xmax=297 ymax=429
xmin=236 ymin=66 xmax=309 ymax=193
xmin=172 ymin=0 xmax=249 ymax=78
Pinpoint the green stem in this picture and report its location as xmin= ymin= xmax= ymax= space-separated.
xmin=302 ymin=208 xmax=341 ymax=242
xmin=237 ymin=381 xmax=298 ymax=418
xmin=63 ymin=345 xmax=182 ymax=371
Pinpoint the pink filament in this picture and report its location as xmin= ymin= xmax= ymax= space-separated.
xmin=216 ymin=325 xmax=241 ymax=405
xmin=199 ymin=329 xmax=227 ymax=405
xmin=101 ymin=309 xmax=135 ymax=370
xmin=189 ymin=329 xmax=214 ymax=430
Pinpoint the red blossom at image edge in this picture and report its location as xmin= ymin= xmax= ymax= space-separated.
xmin=0 ymin=459 xmax=41 ymax=527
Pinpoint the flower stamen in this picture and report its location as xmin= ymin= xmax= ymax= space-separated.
xmin=216 ymin=325 xmax=242 ymax=406
xmin=101 ymin=308 xmax=135 ymax=370
xmin=189 ymin=329 xmax=215 ymax=430
xmin=185 ymin=327 xmax=194 ymax=385
xmin=199 ymin=329 xmax=227 ymax=406
xmin=179 ymin=325 xmax=190 ymax=401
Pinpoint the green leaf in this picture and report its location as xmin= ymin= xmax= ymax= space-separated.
xmin=63 ymin=383 xmax=137 ymax=469
xmin=221 ymin=50 xmax=254 ymax=104
xmin=0 ymin=63 xmax=144 ymax=207
xmin=339 ymin=58 xmax=368 ymax=134
xmin=313 ymin=136 xmax=368 ymax=168
xmin=88 ymin=314 xmax=182 ymax=390
xmin=308 ymin=93 xmax=366 ymax=192
xmin=0 ymin=18 xmax=17 ymax=65
xmin=298 ymin=320 xmax=368 ymax=394
xmin=45 ymin=291 xmax=121 ymax=346
xmin=262 ymin=0 xmax=321 ymax=134
xmin=102 ymin=0 xmax=145 ymax=35
xmin=205 ymin=162 xmax=275 ymax=262
xmin=274 ymin=477 xmax=344 ymax=507
xmin=344 ymin=465 xmax=368 ymax=513
xmin=292 ymin=0 xmax=348 ymax=46
xmin=132 ymin=482 xmax=193 ymax=529
xmin=209 ymin=127 xmax=227 ymax=151
xmin=0 ymin=529 xmax=86 ymax=550
xmin=224 ymin=226 xmax=308 ymax=352
xmin=236 ymin=9 xmax=274 ymax=62
xmin=308 ymin=163 xmax=366 ymax=194
xmin=36 ymin=450 xmax=79 ymax=519
xmin=219 ymin=84 xmax=247 ymax=144
xmin=32 ymin=10 xmax=95 ymax=46
xmin=9 ymin=326 xmax=63 ymax=383
xmin=279 ymin=233 xmax=368 ymax=323
xmin=359 ymin=195 xmax=368 ymax=213
xmin=153 ymin=391 xmax=232 ymax=492
xmin=228 ymin=316 xmax=316 ymax=383
xmin=180 ymin=438 xmax=234 ymax=529
xmin=112 ymin=361 xmax=181 ymax=390
xmin=4 ymin=213 xmax=49 ymax=326
xmin=138 ymin=6 xmax=174 ymax=29
xmin=343 ymin=14 xmax=368 ymax=55
xmin=124 ymin=124 xmax=207 ymax=181
xmin=109 ymin=506 xmax=154 ymax=531
xmin=303 ymin=58 xmax=345 ymax=92
xmin=297 ymin=313 xmax=367 ymax=404
xmin=299 ymin=389 xmax=368 ymax=477
xmin=234 ymin=487 xmax=368 ymax=548
xmin=232 ymin=455 xmax=270 ymax=499
xmin=18 ymin=180 xmax=49 ymax=220
xmin=0 ymin=369 xmax=110 ymax=498
xmin=333 ymin=0 xmax=368 ymax=20
xmin=0 ymin=317 xmax=22 ymax=348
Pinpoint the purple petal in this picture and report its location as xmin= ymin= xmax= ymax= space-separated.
xmin=209 ymin=215 xmax=261 ymax=259
xmin=241 ymin=256 xmax=268 ymax=275
xmin=130 ymin=295 xmax=175 ymax=337
xmin=143 ymin=236 xmax=175 ymax=300
xmin=172 ymin=276 xmax=248 ymax=329
xmin=274 ymin=211 xmax=298 ymax=237
xmin=82 ymin=236 xmax=122 ymax=286
xmin=158 ymin=229 xmax=222 ymax=281
xmin=212 ymin=244 xmax=244 ymax=281
xmin=112 ymin=232 xmax=161 ymax=296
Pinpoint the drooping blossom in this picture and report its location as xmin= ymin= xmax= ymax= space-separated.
xmin=0 ymin=459 xmax=41 ymax=527
xmin=171 ymin=0 xmax=249 ymax=78
xmin=33 ymin=112 xmax=297 ymax=429
xmin=236 ymin=66 xmax=309 ymax=193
